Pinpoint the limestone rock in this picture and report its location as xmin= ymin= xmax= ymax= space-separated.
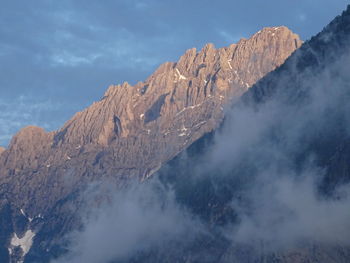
xmin=0 ymin=26 xmax=301 ymax=235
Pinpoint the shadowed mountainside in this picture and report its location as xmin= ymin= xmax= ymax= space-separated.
xmin=147 ymin=5 xmax=350 ymax=262
xmin=0 ymin=27 xmax=301 ymax=262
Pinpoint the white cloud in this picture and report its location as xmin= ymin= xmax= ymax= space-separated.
xmin=53 ymin=180 xmax=204 ymax=263
xmin=51 ymin=51 xmax=102 ymax=67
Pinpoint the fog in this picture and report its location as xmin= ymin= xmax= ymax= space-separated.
xmin=211 ymin=36 xmax=350 ymax=250
xmin=53 ymin=12 xmax=350 ymax=263
xmin=53 ymin=180 xmax=205 ymax=263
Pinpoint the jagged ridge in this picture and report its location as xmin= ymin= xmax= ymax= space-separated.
xmin=0 ymin=27 xmax=302 ymax=262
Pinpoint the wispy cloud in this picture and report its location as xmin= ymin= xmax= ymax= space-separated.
xmin=53 ymin=180 xmax=205 ymax=263
xmin=51 ymin=20 xmax=350 ymax=262
xmin=0 ymin=0 xmax=348 ymax=144
xmin=0 ymin=96 xmax=66 ymax=146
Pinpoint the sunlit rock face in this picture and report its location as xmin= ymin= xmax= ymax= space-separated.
xmin=0 ymin=27 xmax=300 ymax=211
xmin=148 ymin=5 xmax=350 ymax=263
xmin=0 ymin=27 xmax=301 ymax=262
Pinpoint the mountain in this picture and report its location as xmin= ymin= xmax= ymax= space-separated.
xmin=0 ymin=28 xmax=301 ymax=262
xmin=147 ymin=5 xmax=350 ymax=263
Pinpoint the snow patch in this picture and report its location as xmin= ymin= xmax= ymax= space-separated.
xmin=176 ymin=104 xmax=200 ymax=116
xmin=189 ymin=104 xmax=201 ymax=110
xmin=175 ymin=107 xmax=187 ymax=116
xmin=193 ymin=121 xmax=207 ymax=128
xmin=20 ymin=208 xmax=33 ymax=222
xmin=179 ymin=132 xmax=187 ymax=137
xmin=10 ymin=230 xmax=35 ymax=257
xmin=140 ymin=113 xmax=144 ymax=119
xmin=227 ymin=60 xmax=233 ymax=70
xmin=20 ymin=209 xmax=25 ymax=217
xmin=176 ymin=98 xmax=215 ymax=117
xmin=175 ymin=68 xmax=187 ymax=80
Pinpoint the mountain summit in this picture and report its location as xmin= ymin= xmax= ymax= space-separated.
xmin=0 ymin=26 xmax=301 ymax=262
xmin=1 ymin=28 xmax=300 ymax=208
xmin=0 ymin=25 xmax=306 ymax=263
xmin=153 ymin=5 xmax=350 ymax=263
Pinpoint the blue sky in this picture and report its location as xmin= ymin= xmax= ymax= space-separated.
xmin=0 ymin=0 xmax=349 ymax=146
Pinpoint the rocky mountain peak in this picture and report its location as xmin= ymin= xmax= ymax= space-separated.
xmin=9 ymin=126 xmax=47 ymax=146
xmin=3 ymin=126 xmax=53 ymax=172
xmin=2 ymin=2 xmax=350 ymax=260
xmin=0 ymin=25 xmax=305 ymax=263
xmin=0 ymin=26 xmax=301 ymax=216
xmin=49 ymin=27 xmax=300 ymax=151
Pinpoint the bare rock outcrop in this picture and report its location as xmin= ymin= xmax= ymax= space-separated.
xmin=0 ymin=147 xmax=5 ymax=156
xmin=0 ymin=26 xmax=303 ymax=263
xmin=0 ymin=26 xmax=301 ymax=216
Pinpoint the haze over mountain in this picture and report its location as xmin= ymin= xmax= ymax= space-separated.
xmin=1 ymin=3 xmax=350 ymax=263
xmin=135 ymin=5 xmax=350 ymax=262
xmin=54 ymin=5 xmax=350 ymax=263
xmin=0 ymin=25 xmax=302 ymax=263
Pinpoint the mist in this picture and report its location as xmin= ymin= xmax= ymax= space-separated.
xmin=53 ymin=17 xmax=350 ymax=263
xmin=53 ymin=180 xmax=205 ymax=263
xmin=208 ymin=32 xmax=350 ymax=251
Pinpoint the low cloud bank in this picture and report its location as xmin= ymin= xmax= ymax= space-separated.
xmin=53 ymin=180 xmax=205 ymax=263
xmin=54 ymin=31 xmax=350 ymax=262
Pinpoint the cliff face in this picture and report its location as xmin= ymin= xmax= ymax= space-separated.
xmin=149 ymin=5 xmax=350 ymax=263
xmin=0 ymin=27 xmax=300 ymax=213
xmin=0 ymin=27 xmax=301 ymax=262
